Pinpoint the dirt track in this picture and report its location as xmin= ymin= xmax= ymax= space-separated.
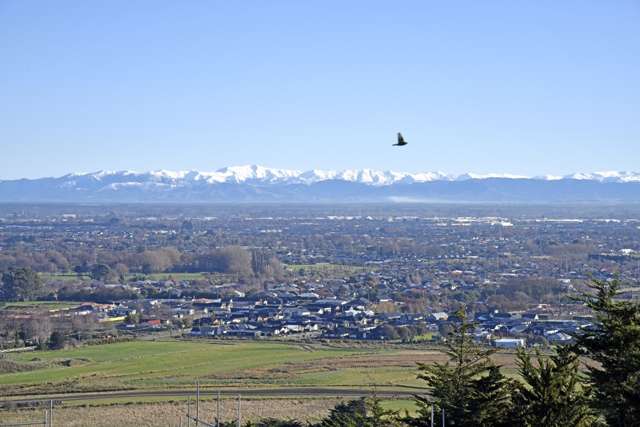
xmin=1 ymin=386 xmax=424 ymax=407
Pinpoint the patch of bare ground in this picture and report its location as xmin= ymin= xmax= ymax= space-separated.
xmin=203 ymin=351 xmax=446 ymax=381
xmin=0 ymin=398 xmax=343 ymax=427
xmin=0 ymin=379 xmax=129 ymax=399
xmin=202 ymin=350 xmax=520 ymax=382
xmin=0 ymin=356 xmax=91 ymax=376
xmin=0 ymin=359 xmax=46 ymax=374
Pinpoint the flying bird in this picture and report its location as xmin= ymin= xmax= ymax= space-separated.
xmin=393 ymin=132 xmax=408 ymax=146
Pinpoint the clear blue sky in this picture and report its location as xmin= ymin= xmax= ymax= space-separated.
xmin=1 ymin=1 xmax=639 ymax=179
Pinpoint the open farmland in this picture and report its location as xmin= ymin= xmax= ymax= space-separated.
xmin=0 ymin=300 xmax=86 ymax=311
xmin=285 ymin=263 xmax=370 ymax=277
xmin=0 ymin=340 xmax=414 ymax=396
xmin=0 ymin=339 xmax=520 ymax=398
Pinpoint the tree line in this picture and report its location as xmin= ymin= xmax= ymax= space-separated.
xmin=0 ymin=245 xmax=284 ymax=279
xmin=0 ymin=246 xmax=286 ymax=302
xmin=77 ymin=246 xmax=284 ymax=281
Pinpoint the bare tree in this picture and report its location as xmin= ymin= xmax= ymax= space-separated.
xmin=23 ymin=315 xmax=53 ymax=349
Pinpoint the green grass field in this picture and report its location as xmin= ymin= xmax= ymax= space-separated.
xmin=40 ymin=272 xmax=209 ymax=282
xmin=286 ymin=263 xmax=370 ymax=276
xmin=381 ymin=399 xmax=419 ymax=415
xmin=39 ymin=273 xmax=90 ymax=282
xmin=0 ymin=340 xmax=461 ymax=397
xmin=0 ymin=300 xmax=84 ymax=310
xmin=137 ymin=272 xmax=208 ymax=281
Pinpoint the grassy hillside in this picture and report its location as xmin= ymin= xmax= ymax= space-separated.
xmin=0 ymin=340 xmax=425 ymax=395
xmin=0 ymin=339 xmax=520 ymax=397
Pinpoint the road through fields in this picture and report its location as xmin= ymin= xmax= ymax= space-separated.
xmin=1 ymin=386 xmax=426 ymax=407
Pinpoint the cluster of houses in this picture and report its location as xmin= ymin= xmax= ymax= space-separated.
xmin=472 ymin=310 xmax=589 ymax=348
xmin=1 ymin=278 xmax=597 ymax=351
xmin=66 ymin=289 xmax=593 ymax=348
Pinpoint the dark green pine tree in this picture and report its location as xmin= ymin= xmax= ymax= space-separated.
xmin=317 ymin=399 xmax=368 ymax=427
xmin=316 ymin=398 xmax=402 ymax=427
xmin=512 ymin=346 xmax=595 ymax=427
xmin=410 ymin=310 xmax=514 ymax=427
xmin=573 ymin=279 xmax=640 ymax=427
xmin=468 ymin=365 xmax=515 ymax=426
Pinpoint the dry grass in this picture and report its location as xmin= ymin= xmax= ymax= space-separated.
xmin=202 ymin=350 xmax=520 ymax=384
xmin=0 ymin=359 xmax=47 ymax=374
xmin=205 ymin=350 xmax=442 ymax=381
xmin=0 ymin=398 xmax=343 ymax=427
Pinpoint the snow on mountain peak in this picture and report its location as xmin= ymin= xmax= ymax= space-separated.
xmin=563 ymin=171 xmax=640 ymax=182
xmin=56 ymin=166 xmax=640 ymax=186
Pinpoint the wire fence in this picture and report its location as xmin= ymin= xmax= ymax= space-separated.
xmin=0 ymin=400 xmax=54 ymax=427
xmin=181 ymin=382 xmax=242 ymax=427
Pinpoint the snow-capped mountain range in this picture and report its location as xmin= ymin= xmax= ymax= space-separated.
xmin=53 ymin=165 xmax=640 ymax=186
xmin=1 ymin=165 xmax=640 ymax=203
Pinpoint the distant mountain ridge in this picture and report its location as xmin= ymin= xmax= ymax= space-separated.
xmin=1 ymin=165 xmax=640 ymax=203
xmin=23 ymin=165 xmax=640 ymax=184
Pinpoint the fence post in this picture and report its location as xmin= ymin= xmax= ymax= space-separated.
xmin=187 ymin=397 xmax=191 ymax=427
xmin=196 ymin=381 xmax=200 ymax=427
xmin=216 ymin=391 xmax=221 ymax=427
xmin=430 ymin=405 xmax=434 ymax=427
xmin=49 ymin=400 xmax=53 ymax=427
xmin=236 ymin=394 xmax=241 ymax=427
